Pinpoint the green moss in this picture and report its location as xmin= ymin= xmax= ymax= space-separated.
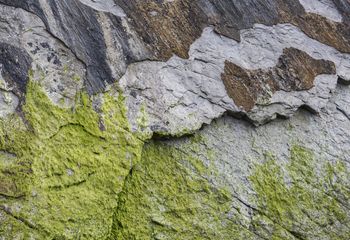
xmin=73 ymin=74 xmax=81 ymax=82
xmin=111 ymin=139 xmax=255 ymax=240
xmin=136 ymin=103 xmax=149 ymax=132
xmin=250 ymin=145 xmax=350 ymax=239
xmin=110 ymin=134 xmax=350 ymax=240
xmin=0 ymin=212 xmax=45 ymax=240
xmin=0 ymin=80 xmax=145 ymax=239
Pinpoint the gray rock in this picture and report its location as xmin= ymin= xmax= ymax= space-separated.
xmin=299 ymin=0 xmax=343 ymax=22
xmin=121 ymin=24 xmax=350 ymax=133
xmin=0 ymin=4 xmax=85 ymax=107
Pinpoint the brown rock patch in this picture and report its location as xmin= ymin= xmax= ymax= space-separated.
xmin=221 ymin=48 xmax=336 ymax=111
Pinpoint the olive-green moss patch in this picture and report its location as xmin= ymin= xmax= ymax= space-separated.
xmin=250 ymin=145 xmax=350 ymax=240
xmin=0 ymin=81 xmax=145 ymax=239
xmin=111 ymin=139 xmax=255 ymax=240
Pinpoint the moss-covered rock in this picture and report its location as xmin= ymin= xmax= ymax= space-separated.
xmin=0 ymin=81 xmax=145 ymax=239
xmin=112 ymin=141 xmax=350 ymax=240
xmin=111 ymin=140 xmax=253 ymax=240
xmin=1 ymin=81 xmax=349 ymax=240
xmin=250 ymin=146 xmax=350 ymax=239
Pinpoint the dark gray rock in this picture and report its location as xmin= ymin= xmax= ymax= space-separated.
xmin=0 ymin=43 xmax=32 ymax=100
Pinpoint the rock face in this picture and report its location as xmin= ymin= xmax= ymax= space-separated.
xmin=0 ymin=0 xmax=349 ymax=239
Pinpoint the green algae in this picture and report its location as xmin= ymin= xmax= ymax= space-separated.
xmin=0 ymin=80 xmax=145 ymax=239
xmin=250 ymin=145 xmax=350 ymax=240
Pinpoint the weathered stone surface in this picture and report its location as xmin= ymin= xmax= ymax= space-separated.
xmin=0 ymin=4 xmax=85 ymax=110
xmin=0 ymin=0 xmax=349 ymax=239
xmin=121 ymin=23 xmax=350 ymax=131
xmin=299 ymin=0 xmax=343 ymax=22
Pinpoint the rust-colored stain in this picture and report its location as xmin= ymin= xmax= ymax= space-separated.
xmin=221 ymin=48 xmax=336 ymax=111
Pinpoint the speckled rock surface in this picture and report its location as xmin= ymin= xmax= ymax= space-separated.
xmin=0 ymin=0 xmax=349 ymax=239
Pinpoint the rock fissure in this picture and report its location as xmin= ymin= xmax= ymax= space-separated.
xmin=0 ymin=205 xmax=40 ymax=232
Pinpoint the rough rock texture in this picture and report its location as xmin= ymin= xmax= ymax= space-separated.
xmin=0 ymin=0 xmax=349 ymax=239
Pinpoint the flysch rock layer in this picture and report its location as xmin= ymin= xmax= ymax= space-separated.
xmin=0 ymin=0 xmax=349 ymax=239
